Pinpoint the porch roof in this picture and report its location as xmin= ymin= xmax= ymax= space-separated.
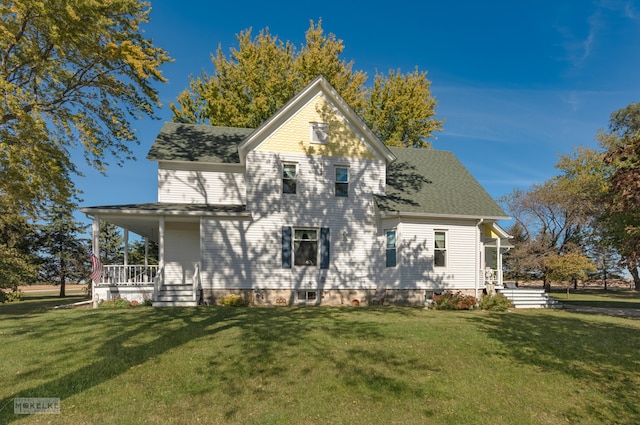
xmin=80 ymin=202 xmax=248 ymax=242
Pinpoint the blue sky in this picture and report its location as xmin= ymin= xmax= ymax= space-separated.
xmin=74 ymin=0 xmax=640 ymax=225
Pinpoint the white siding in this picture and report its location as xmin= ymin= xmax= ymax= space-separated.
xmin=398 ymin=219 xmax=479 ymax=290
xmin=164 ymin=222 xmax=200 ymax=285
xmin=199 ymin=150 xmax=388 ymax=291
xmin=158 ymin=162 xmax=245 ymax=204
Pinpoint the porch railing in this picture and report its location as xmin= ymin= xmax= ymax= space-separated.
xmin=484 ymin=268 xmax=504 ymax=288
xmin=99 ymin=265 xmax=159 ymax=286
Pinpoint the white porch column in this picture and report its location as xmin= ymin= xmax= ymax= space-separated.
xmin=91 ymin=215 xmax=100 ymax=308
xmin=124 ymin=229 xmax=129 ymax=266
xmin=497 ymin=237 xmax=503 ymax=287
xmin=144 ymin=237 xmax=149 ymax=267
xmin=92 ymin=215 xmax=100 ymax=256
xmin=159 ymin=216 xmax=165 ymax=267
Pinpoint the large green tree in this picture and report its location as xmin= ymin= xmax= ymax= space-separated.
xmin=0 ymin=205 xmax=38 ymax=289
xmin=99 ymin=222 xmax=124 ymax=265
xmin=170 ymin=20 xmax=443 ymax=148
xmin=38 ymin=203 xmax=89 ymax=297
xmin=0 ymin=0 xmax=171 ymax=216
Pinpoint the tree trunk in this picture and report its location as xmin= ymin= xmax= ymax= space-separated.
xmin=629 ymin=266 xmax=640 ymax=291
xmin=543 ymin=279 xmax=550 ymax=292
xmin=59 ymin=259 xmax=66 ymax=298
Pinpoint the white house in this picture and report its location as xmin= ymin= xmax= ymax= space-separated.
xmin=81 ymin=76 xmax=512 ymax=306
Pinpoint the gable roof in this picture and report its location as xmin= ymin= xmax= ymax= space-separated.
xmin=376 ymin=147 xmax=509 ymax=220
xmin=238 ymin=75 xmax=396 ymax=165
xmin=147 ymin=122 xmax=253 ymax=163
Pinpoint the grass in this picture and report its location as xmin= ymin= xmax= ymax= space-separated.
xmin=549 ymin=288 xmax=640 ymax=309
xmin=1 ymin=294 xmax=639 ymax=424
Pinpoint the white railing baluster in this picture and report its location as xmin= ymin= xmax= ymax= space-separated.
xmin=98 ymin=265 xmax=159 ymax=286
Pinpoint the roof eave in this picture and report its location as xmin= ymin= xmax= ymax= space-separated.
xmin=379 ymin=211 xmax=511 ymax=221
xmin=80 ymin=207 xmax=251 ymax=218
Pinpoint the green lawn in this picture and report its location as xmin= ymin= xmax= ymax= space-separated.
xmin=1 ymin=295 xmax=639 ymax=424
xmin=549 ymin=288 xmax=640 ymax=309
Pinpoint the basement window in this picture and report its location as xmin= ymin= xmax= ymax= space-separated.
xmin=297 ymin=290 xmax=317 ymax=302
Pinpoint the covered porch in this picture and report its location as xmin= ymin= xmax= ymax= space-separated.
xmin=482 ymin=222 xmax=513 ymax=293
xmin=80 ymin=203 xmax=249 ymax=307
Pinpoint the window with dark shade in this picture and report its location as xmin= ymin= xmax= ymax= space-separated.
xmin=335 ymin=166 xmax=349 ymax=197
xmin=283 ymin=163 xmax=297 ymax=194
xmin=294 ymin=229 xmax=318 ymax=266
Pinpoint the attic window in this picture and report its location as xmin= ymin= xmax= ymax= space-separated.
xmin=310 ymin=122 xmax=328 ymax=144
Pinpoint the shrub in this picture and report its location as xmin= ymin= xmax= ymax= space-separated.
xmin=432 ymin=291 xmax=477 ymax=310
xmin=479 ymin=293 xmax=513 ymax=311
xmin=1 ymin=290 xmax=23 ymax=303
xmin=218 ymin=294 xmax=248 ymax=307
xmin=99 ymin=297 xmax=133 ymax=308
xmin=142 ymin=298 xmax=153 ymax=307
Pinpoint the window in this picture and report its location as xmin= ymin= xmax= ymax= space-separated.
xmin=310 ymin=122 xmax=328 ymax=144
xmin=434 ymin=231 xmax=447 ymax=267
xmin=294 ymin=229 xmax=318 ymax=266
xmin=282 ymin=227 xmax=330 ymax=269
xmin=335 ymin=166 xmax=349 ymax=197
xmin=297 ymin=290 xmax=317 ymax=302
xmin=386 ymin=230 xmax=397 ymax=267
xmin=283 ymin=163 xmax=297 ymax=194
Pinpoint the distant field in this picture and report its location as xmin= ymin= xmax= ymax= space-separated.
xmin=549 ymin=288 xmax=640 ymax=309
xmin=1 ymin=294 xmax=639 ymax=424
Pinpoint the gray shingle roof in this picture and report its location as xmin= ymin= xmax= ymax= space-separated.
xmin=147 ymin=122 xmax=254 ymax=163
xmin=376 ymin=147 xmax=508 ymax=218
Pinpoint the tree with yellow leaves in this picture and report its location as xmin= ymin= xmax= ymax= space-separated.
xmin=171 ymin=20 xmax=443 ymax=148
xmin=0 ymin=0 xmax=171 ymax=215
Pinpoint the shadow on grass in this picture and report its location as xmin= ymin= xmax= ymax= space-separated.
xmin=0 ymin=303 xmax=422 ymax=423
xmin=0 ymin=295 xmax=89 ymax=316
xmin=467 ymin=312 xmax=640 ymax=424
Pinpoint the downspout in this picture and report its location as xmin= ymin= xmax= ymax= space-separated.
xmin=475 ymin=218 xmax=484 ymax=300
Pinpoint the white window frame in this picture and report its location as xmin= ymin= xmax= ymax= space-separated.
xmin=282 ymin=162 xmax=297 ymax=194
xmin=296 ymin=290 xmax=318 ymax=303
xmin=434 ymin=230 xmax=447 ymax=268
xmin=310 ymin=122 xmax=328 ymax=144
xmin=335 ymin=166 xmax=349 ymax=197
xmin=385 ymin=229 xmax=397 ymax=267
xmin=293 ymin=228 xmax=318 ymax=267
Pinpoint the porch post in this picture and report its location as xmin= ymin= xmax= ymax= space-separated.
xmin=91 ymin=216 xmax=100 ymax=308
xmin=496 ymin=237 xmax=503 ymax=287
xmin=123 ymin=229 xmax=129 ymax=266
xmin=159 ymin=216 xmax=165 ymax=267
xmin=144 ymin=237 xmax=149 ymax=267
